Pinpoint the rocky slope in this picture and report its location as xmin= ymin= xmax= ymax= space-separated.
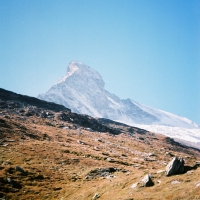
xmin=0 ymin=88 xmax=200 ymax=199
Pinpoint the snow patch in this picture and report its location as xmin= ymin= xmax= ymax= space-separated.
xmin=132 ymin=124 xmax=200 ymax=144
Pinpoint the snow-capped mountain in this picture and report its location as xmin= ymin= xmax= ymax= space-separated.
xmin=38 ymin=61 xmax=199 ymax=129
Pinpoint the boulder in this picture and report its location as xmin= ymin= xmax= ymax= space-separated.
xmin=165 ymin=157 xmax=185 ymax=176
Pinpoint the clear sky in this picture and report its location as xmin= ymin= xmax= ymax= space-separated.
xmin=0 ymin=0 xmax=200 ymax=125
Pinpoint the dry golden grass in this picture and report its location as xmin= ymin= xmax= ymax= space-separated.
xmin=0 ymin=113 xmax=200 ymax=200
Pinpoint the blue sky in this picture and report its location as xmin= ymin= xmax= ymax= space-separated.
xmin=0 ymin=0 xmax=200 ymax=125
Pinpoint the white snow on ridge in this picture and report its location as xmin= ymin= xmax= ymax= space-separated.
xmin=132 ymin=124 xmax=200 ymax=144
xmin=131 ymin=100 xmax=199 ymax=129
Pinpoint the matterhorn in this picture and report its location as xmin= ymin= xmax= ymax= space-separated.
xmin=38 ymin=61 xmax=199 ymax=129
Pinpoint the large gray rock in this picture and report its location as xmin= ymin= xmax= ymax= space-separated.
xmin=166 ymin=157 xmax=185 ymax=176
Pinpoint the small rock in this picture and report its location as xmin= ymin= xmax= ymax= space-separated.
xmin=165 ymin=152 xmax=174 ymax=157
xmin=149 ymin=153 xmax=156 ymax=157
xmin=92 ymin=193 xmax=100 ymax=199
xmin=7 ymin=177 xmax=13 ymax=185
xmin=94 ymin=146 xmax=100 ymax=151
xmin=106 ymin=157 xmax=113 ymax=162
xmin=186 ymin=170 xmax=194 ymax=174
xmin=157 ymin=180 xmax=161 ymax=185
xmin=16 ymin=166 xmax=24 ymax=173
xmin=157 ymin=170 xmax=165 ymax=174
xmin=141 ymin=174 xmax=154 ymax=187
xmin=106 ymin=175 xmax=115 ymax=179
xmin=171 ymin=180 xmax=181 ymax=184
xmin=53 ymin=187 xmax=62 ymax=191
xmin=2 ymin=161 xmax=12 ymax=165
xmin=130 ymin=182 xmax=138 ymax=189
xmin=95 ymin=138 xmax=103 ymax=142
xmin=6 ymin=140 xmax=15 ymax=142
xmin=195 ymin=181 xmax=200 ymax=188
xmin=35 ymin=174 xmax=44 ymax=179
xmin=7 ymin=177 xmax=22 ymax=188
xmin=77 ymin=140 xmax=86 ymax=145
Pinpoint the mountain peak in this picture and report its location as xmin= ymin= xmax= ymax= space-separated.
xmin=57 ymin=61 xmax=103 ymax=85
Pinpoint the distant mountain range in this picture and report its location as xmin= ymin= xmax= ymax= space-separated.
xmin=38 ymin=61 xmax=199 ymax=129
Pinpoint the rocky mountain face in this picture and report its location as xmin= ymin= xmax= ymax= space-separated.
xmin=38 ymin=61 xmax=199 ymax=129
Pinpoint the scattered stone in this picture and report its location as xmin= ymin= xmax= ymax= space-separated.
xmin=171 ymin=180 xmax=181 ymax=185
xmin=94 ymin=146 xmax=100 ymax=151
xmin=144 ymin=157 xmax=157 ymax=162
xmin=148 ymin=153 xmax=156 ymax=157
xmin=186 ymin=170 xmax=194 ymax=174
xmin=157 ymin=180 xmax=161 ymax=186
xmin=106 ymin=175 xmax=115 ymax=179
xmin=165 ymin=152 xmax=174 ymax=157
xmin=163 ymin=162 xmax=168 ymax=166
xmin=106 ymin=157 xmax=113 ymax=162
xmin=6 ymin=140 xmax=15 ymax=142
xmin=71 ymin=158 xmax=80 ymax=162
xmin=102 ymin=152 xmax=109 ymax=156
xmin=77 ymin=140 xmax=87 ymax=145
xmin=165 ymin=157 xmax=185 ymax=176
xmin=92 ymin=193 xmax=100 ymax=199
xmin=16 ymin=166 xmax=24 ymax=173
xmin=35 ymin=174 xmax=44 ymax=179
xmin=130 ymin=182 xmax=138 ymax=189
xmin=157 ymin=170 xmax=165 ymax=174
xmin=53 ymin=187 xmax=62 ymax=191
xmin=85 ymin=167 xmax=124 ymax=180
xmin=7 ymin=177 xmax=13 ymax=185
xmin=2 ymin=161 xmax=12 ymax=165
xmin=195 ymin=181 xmax=200 ymax=188
xmin=95 ymin=138 xmax=103 ymax=142
xmin=62 ymin=126 xmax=69 ymax=129
xmin=141 ymin=174 xmax=154 ymax=187
xmin=7 ymin=177 xmax=22 ymax=188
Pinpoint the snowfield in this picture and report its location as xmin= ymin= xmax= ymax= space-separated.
xmin=131 ymin=124 xmax=200 ymax=148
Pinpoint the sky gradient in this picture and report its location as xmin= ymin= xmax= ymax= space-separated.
xmin=0 ymin=0 xmax=200 ymax=125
